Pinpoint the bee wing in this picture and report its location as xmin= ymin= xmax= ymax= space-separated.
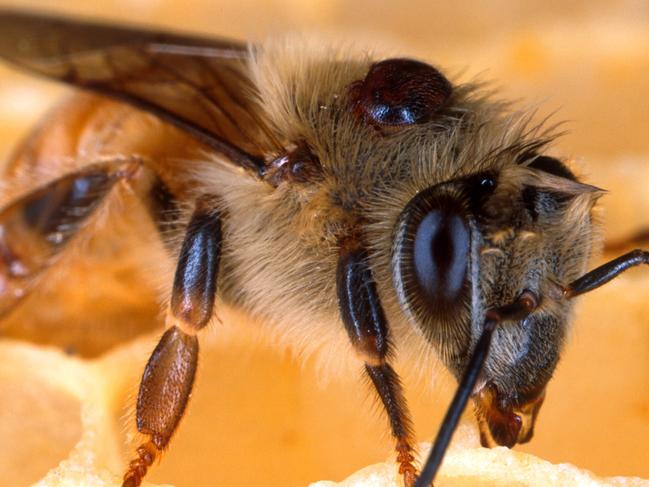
xmin=0 ymin=10 xmax=278 ymax=174
xmin=0 ymin=159 xmax=144 ymax=318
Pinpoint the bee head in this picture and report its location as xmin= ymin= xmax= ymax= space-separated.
xmin=392 ymin=155 xmax=602 ymax=447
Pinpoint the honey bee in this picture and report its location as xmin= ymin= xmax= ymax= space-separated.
xmin=0 ymin=10 xmax=646 ymax=487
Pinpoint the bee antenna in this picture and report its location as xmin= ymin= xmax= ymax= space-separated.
xmin=412 ymin=316 xmax=497 ymax=487
xmin=563 ymin=249 xmax=649 ymax=299
xmin=416 ymin=249 xmax=649 ymax=487
xmin=413 ymin=291 xmax=538 ymax=487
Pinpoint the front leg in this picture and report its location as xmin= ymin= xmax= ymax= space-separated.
xmin=122 ymin=199 xmax=221 ymax=487
xmin=337 ymin=238 xmax=417 ymax=487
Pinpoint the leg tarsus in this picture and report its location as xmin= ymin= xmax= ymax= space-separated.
xmin=365 ymin=363 xmax=418 ymax=486
xmin=397 ymin=438 xmax=418 ymax=487
xmin=122 ymin=442 xmax=158 ymax=487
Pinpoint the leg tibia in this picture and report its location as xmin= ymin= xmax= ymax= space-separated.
xmin=123 ymin=326 xmax=198 ymax=487
xmin=136 ymin=326 xmax=198 ymax=449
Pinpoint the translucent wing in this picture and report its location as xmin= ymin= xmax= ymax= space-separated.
xmin=0 ymin=160 xmax=140 ymax=317
xmin=0 ymin=10 xmax=280 ymax=175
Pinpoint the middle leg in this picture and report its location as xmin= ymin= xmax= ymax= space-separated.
xmin=337 ymin=237 xmax=417 ymax=487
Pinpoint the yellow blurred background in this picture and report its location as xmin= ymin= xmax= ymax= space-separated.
xmin=0 ymin=1 xmax=647 ymax=486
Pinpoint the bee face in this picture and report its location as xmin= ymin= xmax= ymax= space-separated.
xmin=391 ymin=148 xmax=601 ymax=446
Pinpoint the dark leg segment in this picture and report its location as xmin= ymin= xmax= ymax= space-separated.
xmin=170 ymin=204 xmax=221 ymax=330
xmin=337 ymin=239 xmax=417 ymax=486
xmin=413 ymin=291 xmax=538 ymax=487
xmin=123 ymin=201 xmax=221 ymax=487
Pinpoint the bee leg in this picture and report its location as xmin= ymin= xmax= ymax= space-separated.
xmin=365 ymin=364 xmax=417 ymax=487
xmin=337 ymin=239 xmax=417 ymax=487
xmin=0 ymin=159 xmax=141 ymax=317
xmin=123 ymin=201 xmax=221 ymax=487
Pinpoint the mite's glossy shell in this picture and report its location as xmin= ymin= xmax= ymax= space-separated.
xmin=349 ymin=58 xmax=452 ymax=127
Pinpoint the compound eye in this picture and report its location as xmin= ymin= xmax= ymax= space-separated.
xmin=350 ymin=58 xmax=452 ymax=127
xmin=393 ymin=174 xmax=497 ymax=346
xmin=413 ymin=207 xmax=470 ymax=304
xmin=394 ymin=186 xmax=473 ymax=329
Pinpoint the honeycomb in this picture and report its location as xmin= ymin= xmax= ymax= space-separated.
xmin=0 ymin=1 xmax=648 ymax=486
xmin=2 ymin=299 xmax=647 ymax=486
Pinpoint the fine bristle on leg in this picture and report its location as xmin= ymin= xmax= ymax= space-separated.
xmin=365 ymin=363 xmax=417 ymax=487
